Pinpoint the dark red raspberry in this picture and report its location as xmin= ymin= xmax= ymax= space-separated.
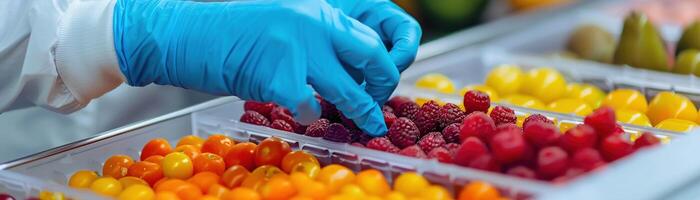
xmin=305 ymin=119 xmax=330 ymax=137
xmin=468 ymin=154 xmax=501 ymax=172
xmin=443 ymin=143 xmax=460 ymax=157
xmin=240 ymin=111 xmax=271 ymax=126
xmin=387 ymin=117 xmax=421 ymax=148
xmin=634 ymin=132 xmax=661 ymax=149
xmin=244 ymin=101 xmax=276 ymax=119
xmin=428 ymin=147 xmax=453 ymax=163
xmin=383 ymin=111 xmax=398 ymax=127
xmin=339 ymin=113 xmax=359 ymax=130
xmin=351 ymin=142 xmax=365 ymax=147
xmin=523 ymin=121 xmax=561 ymax=148
xmin=318 ymin=97 xmax=340 ymax=122
xmin=441 ymin=123 xmax=461 ymax=144
xmin=438 ymin=103 xmax=465 ymax=128
xmin=414 ymin=100 xmax=441 ymax=134
xmin=387 ymin=96 xmax=412 ymax=110
xmin=417 ymin=132 xmax=446 ymax=153
xmin=571 ymin=148 xmax=605 ymax=171
xmin=323 ymin=123 xmax=352 ymax=143
xmin=351 ymin=130 xmax=373 ymax=145
xmin=454 ymin=137 xmax=489 ymax=167
xmin=366 ymin=137 xmax=400 ymax=153
xmin=489 ymin=106 xmax=517 ymax=125
xmin=271 ymin=107 xmax=296 ymax=129
xmin=600 ymin=135 xmax=635 ymax=161
xmin=398 ymin=145 xmax=427 ymax=158
xmin=559 ymin=124 xmax=597 ymax=153
xmin=463 ymin=90 xmax=491 ymax=114
xmin=270 ymin=120 xmax=294 ymax=132
xmin=506 ymin=166 xmax=536 ymax=179
xmin=459 ymin=112 xmax=496 ymax=142
xmin=382 ymin=105 xmax=394 ymax=113
xmin=537 ymin=146 xmax=569 ymax=179
xmin=489 ymin=129 xmax=528 ymax=164
xmin=395 ymin=102 xmax=420 ymax=120
xmin=294 ymin=124 xmax=307 ymax=135
xmin=523 ymin=114 xmax=553 ymax=128
xmin=495 ymin=123 xmax=522 ymax=134
xmin=584 ymin=107 xmax=617 ymax=136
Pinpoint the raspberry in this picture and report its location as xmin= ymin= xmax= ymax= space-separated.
xmin=489 ymin=129 xmax=528 ymax=164
xmin=323 ymin=123 xmax=352 ymax=143
xmin=559 ymin=124 xmax=597 ymax=153
xmin=463 ymin=90 xmax=491 ymax=114
xmin=459 ymin=112 xmax=496 ymax=142
xmin=414 ymin=100 xmax=441 ymax=134
xmin=244 ymin=101 xmax=276 ymax=119
xmin=395 ymin=102 xmax=420 ymax=120
xmin=506 ymin=166 xmax=536 ymax=179
xmin=441 ymin=123 xmax=461 ymax=144
xmin=318 ymin=97 xmax=340 ymax=122
xmin=240 ymin=111 xmax=271 ymax=126
xmin=417 ymin=132 xmax=446 ymax=153
xmin=495 ymin=123 xmax=522 ymax=134
xmin=398 ymin=145 xmax=427 ymax=158
xmin=584 ymin=107 xmax=617 ymax=136
xmin=271 ymin=107 xmax=296 ymax=129
xmin=382 ymin=105 xmax=394 ymax=113
xmin=387 ymin=96 xmax=412 ymax=110
xmin=571 ymin=148 xmax=605 ymax=171
xmin=600 ymin=135 xmax=634 ymax=161
xmin=537 ymin=146 xmax=569 ymax=180
xmin=443 ymin=143 xmax=460 ymax=157
xmin=383 ymin=111 xmax=398 ymax=128
xmin=340 ymin=113 xmax=359 ymax=130
xmin=523 ymin=121 xmax=561 ymax=148
xmin=468 ymin=155 xmax=501 ymax=172
xmin=270 ymin=120 xmax=294 ymax=132
xmin=294 ymin=124 xmax=308 ymax=135
xmin=305 ymin=119 xmax=330 ymax=137
xmin=428 ymin=147 xmax=453 ymax=163
xmin=454 ymin=137 xmax=489 ymax=167
xmin=438 ymin=103 xmax=465 ymax=128
xmin=351 ymin=130 xmax=373 ymax=145
xmin=366 ymin=137 xmax=400 ymax=153
xmin=633 ymin=132 xmax=661 ymax=149
xmin=489 ymin=106 xmax=516 ymax=125
xmin=387 ymin=117 xmax=421 ymax=148
xmin=523 ymin=114 xmax=553 ymax=128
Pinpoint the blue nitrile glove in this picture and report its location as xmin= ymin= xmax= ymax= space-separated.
xmin=326 ymin=0 xmax=422 ymax=72
xmin=113 ymin=0 xmax=400 ymax=136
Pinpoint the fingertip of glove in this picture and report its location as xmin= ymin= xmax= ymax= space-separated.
xmin=357 ymin=106 xmax=388 ymax=136
xmin=292 ymin=94 xmax=322 ymax=125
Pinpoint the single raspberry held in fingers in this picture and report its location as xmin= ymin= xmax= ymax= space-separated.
xmin=244 ymin=101 xmax=276 ymax=119
xmin=571 ymin=148 xmax=605 ymax=171
xmin=634 ymin=132 xmax=661 ymax=149
xmin=305 ymin=119 xmax=330 ymax=137
xmin=468 ymin=154 xmax=501 ymax=172
xmin=417 ymin=132 xmax=446 ymax=153
xmin=490 ymin=106 xmax=517 ymax=125
xmin=323 ymin=123 xmax=352 ymax=143
xmin=489 ymin=129 xmax=528 ymax=164
xmin=459 ymin=112 xmax=496 ymax=142
xmin=523 ymin=121 xmax=561 ymax=148
xmin=537 ymin=146 xmax=569 ymax=180
xmin=495 ymin=123 xmax=522 ymax=134
xmin=383 ymin=111 xmax=398 ymax=127
xmin=438 ymin=103 xmax=465 ymax=128
xmin=463 ymin=90 xmax=491 ymax=114
xmin=414 ymin=100 xmax=441 ymax=134
xmin=398 ymin=145 xmax=427 ymax=158
xmin=366 ymin=137 xmax=400 ymax=153
xmin=387 ymin=96 xmax=412 ymax=110
xmin=428 ymin=147 xmax=453 ymax=163
xmin=240 ymin=111 xmax=270 ymax=126
xmin=387 ymin=117 xmax=421 ymax=148
xmin=270 ymin=120 xmax=294 ymax=132
xmin=454 ymin=137 xmax=489 ymax=167
xmin=441 ymin=123 xmax=461 ymax=144
xmin=506 ymin=166 xmax=536 ymax=179
xmin=523 ymin=114 xmax=553 ymax=128
xmin=271 ymin=107 xmax=296 ymax=129
xmin=559 ymin=124 xmax=597 ymax=153
xmin=600 ymin=135 xmax=635 ymax=161
xmin=395 ymin=102 xmax=420 ymax=120
xmin=584 ymin=107 xmax=617 ymax=136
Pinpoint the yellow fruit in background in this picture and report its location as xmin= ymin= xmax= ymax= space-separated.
xmin=559 ymin=122 xmax=578 ymax=133
xmin=647 ymin=92 xmax=698 ymax=125
xmin=118 ymin=185 xmax=155 ymax=200
xmin=520 ymin=67 xmax=567 ymax=103
xmin=616 ymin=109 xmax=652 ymax=127
xmin=501 ymin=94 xmax=546 ymax=110
xmin=416 ymin=73 xmax=456 ymax=94
xmin=485 ymin=65 xmax=524 ymax=96
xmin=90 ymin=177 xmax=123 ymax=197
xmin=68 ymin=170 xmax=99 ymax=188
xmin=654 ymin=118 xmax=697 ymax=132
xmin=416 ymin=97 xmax=444 ymax=106
xmin=602 ymin=89 xmax=648 ymax=113
xmin=564 ymin=83 xmax=605 ymax=108
xmin=547 ymin=98 xmax=593 ymax=116
xmin=393 ymin=172 xmax=429 ymax=196
xmin=461 ymin=85 xmax=500 ymax=102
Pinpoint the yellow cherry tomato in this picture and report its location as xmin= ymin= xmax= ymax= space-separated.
xmin=317 ymin=164 xmax=356 ymax=193
xmin=564 ymin=83 xmax=605 ymax=108
xmin=602 ymin=89 xmax=648 ymax=113
xmin=655 ymin=118 xmax=697 ymax=132
xmin=647 ymin=92 xmax=698 ymax=125
xmin=118 ymin=185 xmax=155 ymax=200
xmin=485 ymin=64 xmax=524 ymax=96
xmin=162 ymin=152 xmax=194 ymax=179
xmin=520 ymin=67 xmax=567 ymax=103
xmin=415 ymin=73 xmax=456 ymax=94
xmin=616 ymin=109 xmax=652 ymax=127
xmin=340 ymin=184 xmax=366 ymax=198
xmin=420 ymin=185 xmax=452 ymax=200
xmin=500 ymin=94 xmax=546 ymax=110
xmin=90 ymin=177 xmax=123 ymax=197
xmin=355 ymin=169 xmax=391 ymax=196
xmin=385 ymin=191 xmax=407 ymax=200
xmin=68 ymin=170 xmax=98 ymax=188
xmin=461 ymin=85 xmax=500 ymax=102
xmin=547 ymin=98 xmax=593 ymax=116
xmin=393 ymin=172 xmax=429 ymax=196
xmin=39 ymin=191 xmax=65 ymax=200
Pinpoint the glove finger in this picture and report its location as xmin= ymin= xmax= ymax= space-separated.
xmin=382 ymin=11 xmax=422 ymax=72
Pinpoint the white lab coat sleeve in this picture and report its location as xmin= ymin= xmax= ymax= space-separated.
xmin=0 ymin=0 xmax=123 ymax=114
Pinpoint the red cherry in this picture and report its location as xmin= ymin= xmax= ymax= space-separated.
xmin=634 ymin=132 xmax=661 ymax=149
xmin=489 ymin=130 xmax=527 ymax=164
xmin=600 ymin=135 xmax=635 ymax=161
xmin=571 ymin=148 xmax=605 ymax=171
xmin=559 ymin=124 xmax=597 ymax=153
xmin=523 ymin=121 xmax=561 ymax=148
xmin=537 ymin=146 xmax=569 ymax=180
xmin=506 ymin=166 xmax=536 ymax=179
xmin=453 ymin=137 xmax=488 ymax=167
xmin=467 ymin=154 xmax=501 ymax=172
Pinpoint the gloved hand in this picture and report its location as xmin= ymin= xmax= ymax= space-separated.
xmin=325 ymin=0 xmax=422 ymax=72
xmin=113 ymin=0 xmax=400 ymax=136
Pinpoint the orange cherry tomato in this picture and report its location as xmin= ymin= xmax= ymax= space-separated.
xmin=127 ymin=161 xmax=164 ymax=186
xmin=290 ymin=161 xmax=321 ymax=179
xmin=259 ymin=176 xmax=296 ymax=200
xmin=177 ymin=135 xmax=205 ymax=148
xmin=153 ymin=178 xmax=169 ymax=189
xmin=254 ymin=137 xmax=292 ymax=167
xmin=241 ymin=165 xmax=285 ymax=190
xmin=224 ymin=142 xmax=257 ymax=170
xmin=193 ymin=153 xmax=226 ymax=176
xmin=187 ymin=172 xmax=221 ymax=193
xmin=221 ymin=165 xmax=250 ymax=189
xmin=201 ymin=134 xmax=235 ymax=156
xmin=174 ymin=145 xmax=201 ymax=160
xmin=144 ymin=155 xmax=164 ymax=166
xmin=155 ymin=179 xmax=203 ymax=200
xmin=206 ymin=183 xmax=229 ymax=198
xmin=141 ymin=138 xmax=173 ymax=161
xmin=458 ymin=181 xmax=502 ymax=200
xmin=281 ymin=151 xmax=319 ymax=173
xmin=155 ymin=191 xmax=180 ymax=200
xmin=316 ymin=164 xmax=355 ymax=193
xmin=102 ymin=154 xmax=134 ymax=179
xmin=118 ymin=176 xmax=149 ymax=188
xmin=222 ymin=188 xmax=261 ymax=200
xmin=197 ymin=195 xmax=219 ymax=200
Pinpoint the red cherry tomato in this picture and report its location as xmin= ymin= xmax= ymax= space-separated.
xmin=140 ymin=138 xmax=173 ymax=161
xmin=201 ymin=134 xmax=235 ymax=156
xmin=174 ymin=144 xmax=201 ymax=160
xmin=127 ymin=161 xmax=164 ymax=186
xmin=224 ymin=142 xmax=257 ymax=170
xmin=193 ymin=153 xmax=226 ymax=176
xmin=102 ymin=154 xmax=134 ymax=179
xmin=254 ymin=137 xmax=292 ymax=167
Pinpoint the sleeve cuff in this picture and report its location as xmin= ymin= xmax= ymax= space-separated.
xmin=54 ymin=0 xmax=124 ymax=105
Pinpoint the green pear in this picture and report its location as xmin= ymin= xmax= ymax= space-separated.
xmin=613 ymin=12 xmax=670 ymax=71
xmin=566 ymin=24 xmax=615 ymax=63
xmin=677 ymin=21 xmax=700 ymax=56
xmin=672 ymin=49 xmax=700 ymax=76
